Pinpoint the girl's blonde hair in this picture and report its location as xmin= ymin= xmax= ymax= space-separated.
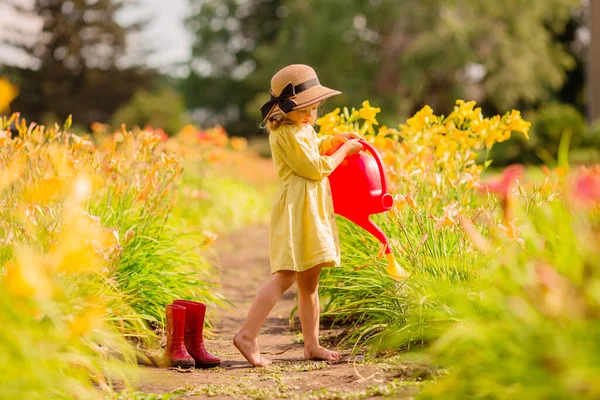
xmin=262 ymin=103 xmax=323 ymax=133
xmin=263 ymin=113 xmax=294 ymax=133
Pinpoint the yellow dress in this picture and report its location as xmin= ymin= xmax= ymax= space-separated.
xmin=268 ymin=124 xmax=341 ymax=273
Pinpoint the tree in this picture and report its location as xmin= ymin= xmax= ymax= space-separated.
xmin=259 ymin=0 xmax=581 ymax=117
xmin=183 ymin=0 xmax=285 ymax=135
xmin=590 ymin=0 xmax=600 ymax=122
xmin=111 ymin=87 xmax=188 ymax=135
xmin=185 ymin=0 xmax=582 ymax=136
xmin=0 ymin=0 xmax=155 ymax=126
xmin=554 ymin=8 xmax=587 ymax=115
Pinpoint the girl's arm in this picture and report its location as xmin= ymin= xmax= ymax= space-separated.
xmin=327 ymin=140 xmax=363 ymax=167
xmin=275 ymin=130 xmax=362 ymax=180
xmin=317 ymin=133 xmax=360 ymax=156
xmin=317 ymin=135 xmax=335 ymax=155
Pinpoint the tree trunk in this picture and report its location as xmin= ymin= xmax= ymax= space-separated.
xmin=590 ymin=0 xmax=600 ymax=122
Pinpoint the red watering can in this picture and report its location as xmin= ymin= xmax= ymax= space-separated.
xmin=326 ymin=139 xmax=409 ymax=281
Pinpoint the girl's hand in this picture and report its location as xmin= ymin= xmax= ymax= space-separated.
xmin=343 ymin=139 xmax=363 ymax=156
xmin=328 ymin=138 xmax=364 ymax=167
xmin=332 ymin=132 xmax=361 ymax=147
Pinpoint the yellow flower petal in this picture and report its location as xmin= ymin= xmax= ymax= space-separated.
xmin=4 ymin=252 xmax=54 ymax=300
xmin=0 ymin=76 xmax=19 ymax=113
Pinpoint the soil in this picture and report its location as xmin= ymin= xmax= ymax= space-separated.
xmin=128 ymin=224 xmax=421 ymax=399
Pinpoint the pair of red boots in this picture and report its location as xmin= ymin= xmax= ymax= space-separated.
xmin=165 ymin=300 xmax=220 ymax=369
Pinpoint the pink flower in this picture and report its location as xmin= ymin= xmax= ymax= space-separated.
xmin=480 ymin=164 xmax=525 ymax=196
xmin=571 ymin=167 xmax=600 ymax=207
xmin=197 ymin=130 xmax=209 ymax=142
xmin=479 ymin=164 xmax=525 ymax=223
xmin=143 ymin=125 xmax=169 ymax=141
xmin=154 ymin=128 xmax=169 ymax=142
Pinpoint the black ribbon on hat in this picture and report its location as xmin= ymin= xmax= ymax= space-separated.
xmin=260 ymin=78 xmax=320 ymax=120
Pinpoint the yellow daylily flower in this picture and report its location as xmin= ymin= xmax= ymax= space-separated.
xmin=358 ymin=100 xmax=380 ymax=125
xmin=230 ymin=136 xmax=248 ymax=151
xmin=448 ymin=99 xmax=477 ymax=122
xmin=23 ymin=177 xmax=66 ymax=204
xmin=68 ymin=306 xmax=105 ymax=337
xmin=0 ymin=76 xmax=19 ymax=113
xmin=4 ymin=251 xmax=54 ymax=300
xmin=406 ymin=105 xmax=434 ymax=131
xmin=504 ymin=110 xmax=531 ymax=139
xmin=0 ymin=156 xmax=25 ymax=191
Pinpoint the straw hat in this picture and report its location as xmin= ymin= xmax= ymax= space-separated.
xmin=260 ymin=64 xmax=342 ymax=121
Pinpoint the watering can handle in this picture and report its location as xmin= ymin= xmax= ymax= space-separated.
xmin=357 ymin=139 xmax=388 ymax=195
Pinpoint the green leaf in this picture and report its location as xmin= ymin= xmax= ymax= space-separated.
xmin=64 ymin=114 xmax=72 ymax=131
xmin=557 ymin=127 xmax=572 ymax=169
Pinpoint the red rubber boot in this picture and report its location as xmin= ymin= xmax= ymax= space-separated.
xmin=165 ymin=304 xmax=195 ymax=368
xmin=173 ymin=300 xmax=221 ymax=368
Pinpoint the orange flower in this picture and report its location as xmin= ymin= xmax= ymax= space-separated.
xmin=0 ymin=130 xmax=11 ymax=147
xmin=90 ymin=122 xmax=109 ymax=134
xmin=123 ymin=229 xmax=136 ymax=245
xmin=498 ymin=221 xmax=525 ymax=248
xmin=160 ymin=153 xmax=180 ymax=168
xmin=404 ymin=193 xmax=418 ymax=211
xmin=430 ymin=202 xmax=459 ymax=229
xmin=143 ymin=125 xmax=169 ymax=141
xmin=459 ymin=217 xmax=490 ymax=253
xmin=203 ymin=230 xmax=218 ymax=246
xmin=389 ymin=238 xmax=406 ymax=255
xmin=417 ymin=233 xmax=429 ymax=248
xmin=393 ymin=194 xmax=407 ymax=212
xmin=70 ymin=134 xmax=95 ymax=151
xmin=460 ymin=172 xmax=478 ymax=190
xmin=140 ymin=130 xmax=164 ymax=147
xmin=206 ymin=149 xmax=226 ymax=163
xmin=0 ymin=157 xmax=25 ymax=191
xmin=230 ymin=137 xmax=248 ymax=151
xmin=212 ymin=126 xmax=229 ymax=147
xmin=197 ymin=130 xmax=209 ymax=142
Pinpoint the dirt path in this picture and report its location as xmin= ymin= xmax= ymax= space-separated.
xmin=131 ymin=224 xmax=421 ymax=399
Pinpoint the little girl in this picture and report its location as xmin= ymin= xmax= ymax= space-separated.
xmin=233 ymin=64 xmax=363 ymax=367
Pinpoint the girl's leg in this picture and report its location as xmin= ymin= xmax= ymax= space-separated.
xmin=233 ymin=270 xmax=296 ymax=367
xmin=296 ymin=264 xmax=340 ymax=361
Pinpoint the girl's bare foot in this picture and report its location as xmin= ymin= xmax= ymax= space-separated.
xmin=233 ymin=331 xmax=272 ymax=367
xmin=304 ymin=344 xmax=341 ymax=361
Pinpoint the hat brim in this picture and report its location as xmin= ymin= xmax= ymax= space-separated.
xmin=265 ymin=85 xmax=342 ymax=120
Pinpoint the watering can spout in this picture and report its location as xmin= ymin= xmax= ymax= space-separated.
xmin=327 ymin=139 xmax=410 ymax=280
xmin=343 ymin=214 xmax=410 ymax=281
xmin=385 ymin=253 xmax=410 ymax=281
xmin=345 ymin=214 xmax=391 ymax=254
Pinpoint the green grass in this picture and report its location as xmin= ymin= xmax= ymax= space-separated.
xmin=319 ymin=205 xmax=487 ymax=354
xmin=419 ymin=198 xmax=600 ymax=399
